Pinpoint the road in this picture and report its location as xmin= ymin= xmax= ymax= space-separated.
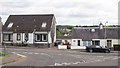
xmin=2 ymin=47 xmax=119 ymax=66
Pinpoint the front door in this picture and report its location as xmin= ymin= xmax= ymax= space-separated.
xmin=107 ymin=40 xmax=112 ymax=48
xmin=78 ymin=40 xmax=80 ymax=46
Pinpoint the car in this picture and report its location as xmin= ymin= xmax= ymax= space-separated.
xmin=86 ymin=45 xmax=110 ymax=53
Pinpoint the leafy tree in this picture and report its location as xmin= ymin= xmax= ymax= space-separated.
xmin=56 ymin=30 xmax=62 ymax=36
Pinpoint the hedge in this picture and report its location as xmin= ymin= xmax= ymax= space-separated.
xmin=113 ymin=44 xmax=120 ymax=46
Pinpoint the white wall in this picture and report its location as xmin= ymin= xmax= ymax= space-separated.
xmin=92 ymin=39 xmax=120 ymax=48
xmin=112 ymin=39 xmax=119 ymax=47
xmin=22 ymin=33 xmax=34 ymax=44
xmin=71 ymin=39 xmax=83 ymax=46
xmin=13 ymin=33 xmax=23 ymax=43
xmin=100 ymin=39 xmax=106 ymax=48
xmin=48 ymin=32 xmax=52 ymax=43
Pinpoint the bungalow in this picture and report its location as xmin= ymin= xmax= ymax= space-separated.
xmin=56 ymin=36 xmax=71 ymax=45
xmin=71 ymin=23 xmax=120 ymax=49
xmin=2 ymin=14 xmax=56 ymax=48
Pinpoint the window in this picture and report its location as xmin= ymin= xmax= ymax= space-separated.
xmin=83 ymin=41 xmax=87 ymax=46
xmin=73 ymin=40 xmax=76 ymax=42
xmin=3 ymin=34 xmax=9 ymax=41
xmin=8 ymin=23 xmax=13 ymax=28
xmin=10 ymin=34 xmax=13 ymax=41
xmin=42 ymin=34 xmax=47 ymax=41
xmin=36 ymin=34 xmax=41 ymax=41
xmin=3 ymin=34 xmax=13 ymax=41
xmin=96 ymin=46 xmax=101 ymax=48
xmin=35 ymin=34 xmax=47 ymax=42
xmin=25 ymin=33 xmax=29 ymax=42
xmin=42 ymin=22 xmax=47 ymax=27
xmin=17 ymin=34 xmax=21 ymax=41
xmin=78 ymin=40 xmax=80 ymax=46
xmin=92 ymin=41 xmax=100 ymax=45
xmin=88 ymin=41 xmax=91 ymax=46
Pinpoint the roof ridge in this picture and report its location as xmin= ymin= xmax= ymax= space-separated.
xmin=10 ymin=14 xmax=54 ymax=16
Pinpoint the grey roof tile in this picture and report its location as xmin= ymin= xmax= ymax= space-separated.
xmin=3 ymin=14 xmax=54 ymax=33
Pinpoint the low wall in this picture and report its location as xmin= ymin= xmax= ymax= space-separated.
xmin=58 ymin=45 xmax=67 ymax=49
xmin=71 ymin=46 xmax=86 ymax=49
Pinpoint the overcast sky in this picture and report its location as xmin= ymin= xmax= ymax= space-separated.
xmin=0 ymin=0 xmax=119 ymax=25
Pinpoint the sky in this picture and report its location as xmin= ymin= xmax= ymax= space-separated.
xmin=0 ymin=0 xmax=119 ymax=26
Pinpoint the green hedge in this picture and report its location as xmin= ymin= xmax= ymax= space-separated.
xmin=0 ymin=52 xmax=4 ymax=56
xmin=113 ymin=44 xmax=120 ymax=46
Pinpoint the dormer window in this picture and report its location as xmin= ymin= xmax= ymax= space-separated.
xmin=42 ymin=22 xmax=47 ymax=27
xmin=8 ymin=23 xmax=13 ymax=28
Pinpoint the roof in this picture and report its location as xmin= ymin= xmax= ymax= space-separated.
xmin=56 ymin=36 xmax=71 ymax=39
xmin=72 ymin=27 xmax=120 ymax=41
xmin=3 ymin=14 xmax=55 ymax=33
xmin=0 ymin=17 xmax=2 ymax=32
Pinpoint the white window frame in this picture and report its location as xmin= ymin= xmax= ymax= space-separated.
xmin=36 ymin=34 xmax=41 ymax=41
xmin=8 ymin=23 xmax=13 ymax=28
xmin=42 ymin=22 xmax=47 ymax=27
xmin=42 ymin=34 xmax=47 ymax=41
xmin=17 ymin=33 xmax=21 ymax=41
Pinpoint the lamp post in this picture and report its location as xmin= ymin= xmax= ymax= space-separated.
xmin=105 ymin=21 xmax=108 ymax=48
xmin=105 ymin=21 xmax=108 ymax=39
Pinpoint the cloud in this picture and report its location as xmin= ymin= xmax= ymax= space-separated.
xmin=0 ymin=0 xmax=119 ymax=25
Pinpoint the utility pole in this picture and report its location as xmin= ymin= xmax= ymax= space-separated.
xmin=105 ymin=21 xmax=108 ymax=48
xmin=105 ymin=21 xmax=108 ymax=39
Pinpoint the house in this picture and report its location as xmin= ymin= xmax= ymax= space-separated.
xmin=59 ymin=28 xmax=71 ymax=36
xmin=0 ymin=17 xmax=2 ymax=45
xmin=2 ymin=14 xmax=56 ymax=48
xmin=71 ymin=23 xmax=120 ymax=49
xmin=56 ymin=36 xmax=71 ymax=45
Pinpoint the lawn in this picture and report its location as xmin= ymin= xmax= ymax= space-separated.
xmin=0 ymin=52 xmax=8 ymax=59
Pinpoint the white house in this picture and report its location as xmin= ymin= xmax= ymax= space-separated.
xmin=2 ymin=14 xmax=56 ymax=48
xmin=71 ymin=23 xmax=120 ymax=49
xmin=0 ymin=17 xmax=2 ymax=45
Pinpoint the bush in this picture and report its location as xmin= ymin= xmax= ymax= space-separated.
xmin=0 ymin=52 xmax=4 ymax=56
xmin=113 ymin=44 xmax=120 ymax=51
xmin=113 ymin=44 xmax=120 ymax=46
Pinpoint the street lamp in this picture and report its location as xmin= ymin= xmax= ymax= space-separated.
xmin=105 ymin=21 xmax=108 ymax=39
xmin=105 ymin=21 xmax=108 ymax=48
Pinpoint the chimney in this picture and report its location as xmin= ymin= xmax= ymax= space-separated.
xmin=99 ymin=21 xmax=103 ymax=29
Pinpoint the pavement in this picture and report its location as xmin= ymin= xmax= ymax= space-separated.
xmin=0 ymin=46 xmax=119 ymax=66
xmin=1 ymin=52 xmax=26 ymax=66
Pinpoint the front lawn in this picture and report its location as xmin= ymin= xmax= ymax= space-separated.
xmin=0 ymin=52 xmax=8 ymax=59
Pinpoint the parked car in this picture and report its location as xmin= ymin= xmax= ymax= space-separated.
xmin=55 ymin=40 xmax=62 ymax=46
xmin=86 ymin=45 xmax=110 ymax=53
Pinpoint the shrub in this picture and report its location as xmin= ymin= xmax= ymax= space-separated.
xmin=113 ymin=44 xmax=120 ymax=46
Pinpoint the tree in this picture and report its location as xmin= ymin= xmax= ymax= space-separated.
xmin=56 ymin=30 xmax=62 ymax=36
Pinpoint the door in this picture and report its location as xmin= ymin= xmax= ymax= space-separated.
xmin=107 ymin=40 xmax=112 ymax=48
xmin=78 ymin=40 xmax=80 ymax=46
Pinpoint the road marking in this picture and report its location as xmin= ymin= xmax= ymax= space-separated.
xmin=28 ymin=52 xmax=33 ymax=54
xmin=12 ymin=52 xmax=27 ymax=58
xmin=34 ymin=53 xmax=39 ymax=54
xmin=95 ymin=60 xmax=101 ymax=61
xmin=54 ymin=63 xmax=63 ymax=66
xmin=54 ymin=60 xmax=86 ymax=66
xmin=112 ymin=58 xmax=118 ymax=60
xmin=40 ymin=53 xmax=51 ymax=57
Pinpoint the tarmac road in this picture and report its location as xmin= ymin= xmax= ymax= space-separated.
xmin=2 ymin=47 xmax=119 ymax=66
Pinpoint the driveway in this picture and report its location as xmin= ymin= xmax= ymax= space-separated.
xmin=2 ymin=47 xmax=119 ymax=66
